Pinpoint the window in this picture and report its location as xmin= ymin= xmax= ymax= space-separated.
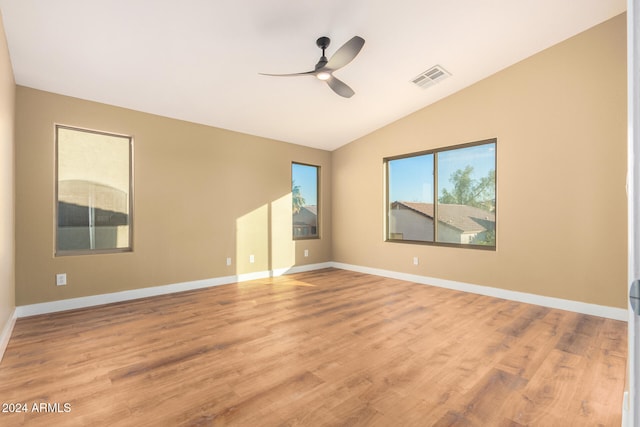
xmin=385 ymin=139 xmax=496 ymax=249
xmin=56 ymin=125 xmax=133 ymax=255
xmin=292 ymin=162 xmax=319 ymax=239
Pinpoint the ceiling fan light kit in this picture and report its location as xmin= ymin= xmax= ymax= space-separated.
xmin=260 ymin=35 xmax=365 ymax=98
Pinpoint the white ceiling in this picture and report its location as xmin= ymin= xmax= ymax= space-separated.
xmin=0 ymin=0 xmax=627 ymax=151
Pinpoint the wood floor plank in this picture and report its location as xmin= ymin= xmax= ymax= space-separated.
xmin=0 ymin=268 xmax=627 ymax=426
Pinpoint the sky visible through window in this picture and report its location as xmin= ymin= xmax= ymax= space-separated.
xmin=389 ymin=143 xmax=495 ymax=203
xmin=292 ymin=163 xmax=317 ymax=206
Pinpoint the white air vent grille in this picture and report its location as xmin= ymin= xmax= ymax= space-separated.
xmin=411 ymin=65 xmax=451 ymax=89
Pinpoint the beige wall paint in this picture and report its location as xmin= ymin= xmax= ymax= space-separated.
xmin=0 ymin=12 xmax=15 ymax=329
xmin=11 ymin=14 xmax=627 ymax=309
xmin=332 ymin=14 xmax=627 ymax=308
xmin=15 ymin=87 xmax=331 ymax=305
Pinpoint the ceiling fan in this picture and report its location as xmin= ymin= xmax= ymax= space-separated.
xmin=260 ymin=36 xmax=365 ymax=98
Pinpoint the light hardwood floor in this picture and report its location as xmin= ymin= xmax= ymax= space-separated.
xmin=0 ymin=268 xmax=628 ymax=426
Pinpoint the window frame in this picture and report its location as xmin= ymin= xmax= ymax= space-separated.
xmin=384 ymin=138 xmax=497 ymax=251
xmin=291 ymin=161 xmax=320 ymax=240
xmin=55 ymin=124 xmax=134 ymax=256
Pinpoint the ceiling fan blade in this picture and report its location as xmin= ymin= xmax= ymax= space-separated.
xmin=326 ymin=76 xmax=355 ymax=98
xmin=259 ymin=70 xmax=316 ymax=77
xmin=325 ymin=36 xmax=365 ymax=70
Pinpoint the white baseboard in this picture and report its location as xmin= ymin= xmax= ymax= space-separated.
xmin=14 ymin=261 xmax=627 ymax=321
xmin=331 ymin=262 xmax=628 ymax=321
xmin=622 ymin=391 xmax=629 ymax=427
xmin=273 ymin=262 xmax=334 ymax=277
xmin=16 ymin=274 xmax=241 ymax=318
xmin=15 ymin=262 xmax=335 ymax=318
xmin=0 ymin=309 xmax=17 ymax=363
xmin=236 ymin=271 xmax=271 ymax=282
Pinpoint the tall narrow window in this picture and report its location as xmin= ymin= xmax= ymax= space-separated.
xmin=292 ymin=162 xmax=319 ymax=239
xmin=385 ymin=139 xmax=496 ymax=249
xmin=56 ymin=125 xmax=133 ymax=255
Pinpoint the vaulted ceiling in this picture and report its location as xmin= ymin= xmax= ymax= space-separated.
xmin=0 ymin=0 xmax=626 ymax=150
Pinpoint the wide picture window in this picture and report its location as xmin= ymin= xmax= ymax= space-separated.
xmin=56 ymin=125 xmax=133 ymax=255
xmin=386 ymin=139 xmax=496 ymax=249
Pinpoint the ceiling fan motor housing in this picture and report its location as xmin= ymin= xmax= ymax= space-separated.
xmin=316 ymin=36 xmax=330 ymax=50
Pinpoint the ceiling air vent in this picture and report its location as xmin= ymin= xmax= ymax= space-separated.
xmin=411 ymin=65 xmax=451 ymax=89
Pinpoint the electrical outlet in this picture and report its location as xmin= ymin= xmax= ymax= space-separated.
xmin=304 ymin=249 xmax=309 ymax=257
xmin=413 ymin=257 xmax=419 ymax=266
xmin=56 ymin=273 xmax=67 ymax=286
xmin=249 ymin=254 xmax=255 ymax=263
xmin=226 ymin=257 xmax=232 ymax=266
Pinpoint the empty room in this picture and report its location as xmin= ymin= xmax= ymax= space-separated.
xmin=0 ymin=1 xmax=638 ymax=426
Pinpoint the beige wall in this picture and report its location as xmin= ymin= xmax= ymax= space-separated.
xmin=332 ymin=14 xmax=628 ymax=308
xmin=0 ymin=12 xmax=15 ymax=329
xmin=11 ymin=14 xmax=628 ymax=309
xmin=15 ymin=87 xmax=331 ymax=305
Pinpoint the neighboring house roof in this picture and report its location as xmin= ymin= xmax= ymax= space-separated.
xmin=392 ymin=201 xmax=494 ymax=233
xmin=301 ymin=205 xmax=317 ymax=216
xmin=58 ymin=180 xmax=128 ymax=214
xmin=58 ymin=201 xmax=128 ymax=227
xmin=293 ymin=205 xmax=317 ymax=227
